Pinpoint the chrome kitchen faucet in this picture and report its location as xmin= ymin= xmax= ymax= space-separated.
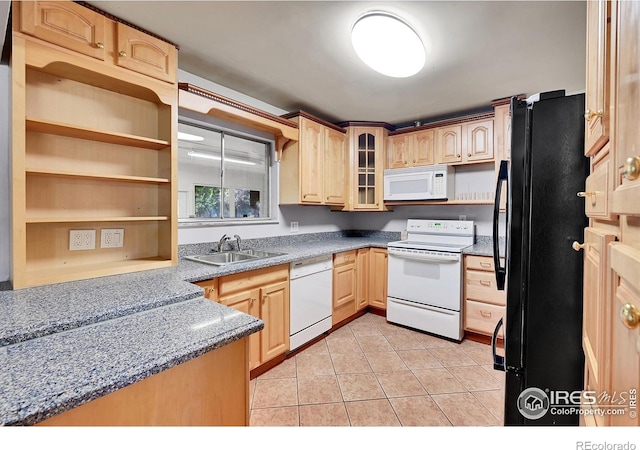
xmin=217 ymin=234 xmax=230 ymax=252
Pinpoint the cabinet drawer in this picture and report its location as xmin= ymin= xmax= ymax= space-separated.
xmin=195 ymin=278 xmax=219 ymax=302
xmin=465 ymin=269 xmax=506 ymax=306
xmin=334 ymin=250 xmax=356 ymax=267
xmin=217 ymin=265 xmax=289 ymax=297
xmin=465 ymin=255 xmax=498 ymax=272
xmin=584 ymin=155 xmax=609 ymax=218
xmin=19 ymin=1 xmax=108 ymax=60
xmin=464 ymin=300 xmax=504 ymax=338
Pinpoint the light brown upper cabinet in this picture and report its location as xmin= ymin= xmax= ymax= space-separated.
xmin=115 ymin=23 xmax=177 ymax=84
xmin=323 ymin=126 xmax=348 ymax=205
xmin=279 ymin=112 xmax=347 ymax=207
xmin=19 ymin=0 xmax=107 ymax=60
xmin=611 ymin=0 xmax=640 ymax=217
xmin=387 ymin=129 xmax=435 ymax=169
xmin=343 ymin=124 xmax=390 ymax=211
xmin=584 ymin=0 xmax=611 ymax=157
xmin=437 ymin=119 xmax=494 ymax=165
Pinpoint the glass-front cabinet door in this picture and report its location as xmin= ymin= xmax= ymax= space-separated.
xmin=347 ymin=126 xmax=387 ymax=211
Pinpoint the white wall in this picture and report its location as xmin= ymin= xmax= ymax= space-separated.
xmin=0 ymin=63 xmax=10 ymax=281
xmin=351 ymin=205 xmax=494 ymax=237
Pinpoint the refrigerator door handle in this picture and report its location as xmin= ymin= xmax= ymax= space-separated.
xmin=493 ymin=160 xmax=508 ymax=290
xmin=492 ymin=317 xmax=505 ymax=371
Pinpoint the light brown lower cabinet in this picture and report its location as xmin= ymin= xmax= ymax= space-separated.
xmin=368 ymin=248 xmax=388 ymax=310
xmin=38 ymin=337 xmax=249 ymax=426
xmin=580 ymin=228 xmax=616 ymax=426
xmin=332 ymin=250 xmax=357 ymax=325
xmin=333 ymin=247 xmax=388 ymax=325
xmin=606 ymin=243 xmax=640 ymax=426
xmin=197 ymin=265 xmax=290 ymax=372
xmin=463 ymin=255 xmax=506 ymax=338
xmin=356 ymin=248 xmax=370 ymax=311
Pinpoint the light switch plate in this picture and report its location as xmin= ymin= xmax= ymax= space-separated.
xmin=290 ymin=221 xmax=299 ymax=233
xmin=101 ymin=229 xmax=124 ymax=248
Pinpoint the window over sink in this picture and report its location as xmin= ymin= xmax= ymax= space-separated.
xmin=178 ymin=119 xmax=272 ymax=224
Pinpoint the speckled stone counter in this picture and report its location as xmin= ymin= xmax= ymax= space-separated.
xmin=0 ymin=299 xmax=262 ymax=425
xmin=0 ymin=231 xmax=399 ymax=426
xmin=177 ymin=235 xmax=394 ymax=284
xmin=463 ymin=235 xmax=506 ymax=258
xmin=0 ymin=271 xmax=203 ymax=346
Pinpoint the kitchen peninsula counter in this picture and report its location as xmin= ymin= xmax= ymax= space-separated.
xmin=0 ymin=232 xmax=397 ymax=425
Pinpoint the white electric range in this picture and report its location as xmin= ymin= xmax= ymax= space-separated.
xmin=386 ymin=219 xmax=475 ymax=341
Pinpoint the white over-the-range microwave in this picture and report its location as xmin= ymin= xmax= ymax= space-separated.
xmin=383 ymin=165 xmax=455 ymax=201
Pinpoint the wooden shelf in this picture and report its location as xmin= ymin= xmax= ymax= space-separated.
xmin=26 ymin=169 xmax=170 ymax=184
xmin=24 ymin=258 xmax=173 ymax=288
xmin=26 ymin=216 xmax=170 ymax=224
xmin=26 ymin=117 xmax=170 ymax=149
xmin=383 ymin=200 xmax=494 ymax=206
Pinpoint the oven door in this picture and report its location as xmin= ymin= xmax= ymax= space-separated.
xmin=387 ymin=247 xmax=463 ymax=311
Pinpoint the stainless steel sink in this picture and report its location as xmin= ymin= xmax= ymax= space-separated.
xmin=237 ymin=249 xmax=286 ymax=258
xmin=185 ymin=252 xmax=258 ymax=266
xmin=185 ymin=250 xmax=286 ymax=266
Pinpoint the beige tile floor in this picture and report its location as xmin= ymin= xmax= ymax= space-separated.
xmin=249 ymin=312 xmax=505 ymax=426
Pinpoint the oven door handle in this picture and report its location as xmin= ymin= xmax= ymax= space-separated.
xmin=388 ymin=249 xmax=459 ymax=263
xmin=388 ymin=297 xmax=458 ymax=315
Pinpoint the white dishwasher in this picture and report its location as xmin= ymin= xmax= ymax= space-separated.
xmin=289 ymin=255 xmax=333 ymax=351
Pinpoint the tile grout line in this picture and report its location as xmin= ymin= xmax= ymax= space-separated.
xmin=250 ymin=313 xmax=504 ymax=426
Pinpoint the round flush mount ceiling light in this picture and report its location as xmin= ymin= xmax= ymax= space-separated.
xmin=351 ymin=11 xmax=425 ymax=78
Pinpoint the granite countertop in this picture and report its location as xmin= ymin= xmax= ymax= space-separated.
xmin=1 ymin=299 xmax=262 ymax=425
xmin=0 ymin=232 xmax=398 ymax=426
xmin=0 ymin=231 xmax=499 ymax=425
xmin=463 ymin=236 xmax=505 ymax=258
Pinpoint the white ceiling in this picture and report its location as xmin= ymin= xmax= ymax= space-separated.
xmin=87 ymin=1 xmax=587 ymax=126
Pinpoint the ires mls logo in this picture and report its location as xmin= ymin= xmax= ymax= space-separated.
xmin=517 ymin=387 xmax=550 ymax=420
xmin=517 ymin=387 xmax=638 ymax=420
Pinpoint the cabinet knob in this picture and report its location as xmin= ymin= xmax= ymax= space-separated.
xmin=468 ymin=153 xmax=472 ymax=157
xmin=251 ymin=297 xmax=256 ymax=302
xmin=119 ymin=51 xmax=127 ymax=57
xmin=96 ymin=42 xmax=104 ymax=49
xmin=577 ymin=191 xmax=597 ymax=197
xmin=480 ymin=310 xmax=492 ymax=318
xmin=621 ymin=303 xmax=640 ymax=329
xmin=623 ymin=156 xmax=640 ymax=181
xmin=572 ymin=241 xmax=585 ymax=252
xmin=413 ymin=159 xmax=417 ymax=163
xmin=457 ymin=154 xmax=461 ymax=158
xmin=262 ymin=294 xmax=268 ymax=302
xmin=584 ymin=109 xmax=604 ymax=121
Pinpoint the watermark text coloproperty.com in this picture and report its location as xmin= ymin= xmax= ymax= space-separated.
xmin=576 ymin=442 xmax=636 ymax=450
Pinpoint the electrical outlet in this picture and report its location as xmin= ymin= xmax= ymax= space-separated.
xmin=459 ymin=215 xmax=467 ymax=221
xmin=101 ymin=229 xmax=124 ymax=248
xmin=290 ymin=221 xmax=299 ymax=233
xmin=69 ymin=230 xmax=96 ymax=251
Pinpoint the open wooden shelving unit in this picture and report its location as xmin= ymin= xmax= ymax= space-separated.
xmin=11 ymin=1 xmax=179 ymax=288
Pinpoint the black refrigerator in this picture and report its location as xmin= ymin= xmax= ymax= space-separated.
xmin=491 ymin=91 xmax=589 ymax=426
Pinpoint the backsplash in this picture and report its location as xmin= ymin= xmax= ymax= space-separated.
xmin=178 ymin=230 xmax=401 ymax=257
